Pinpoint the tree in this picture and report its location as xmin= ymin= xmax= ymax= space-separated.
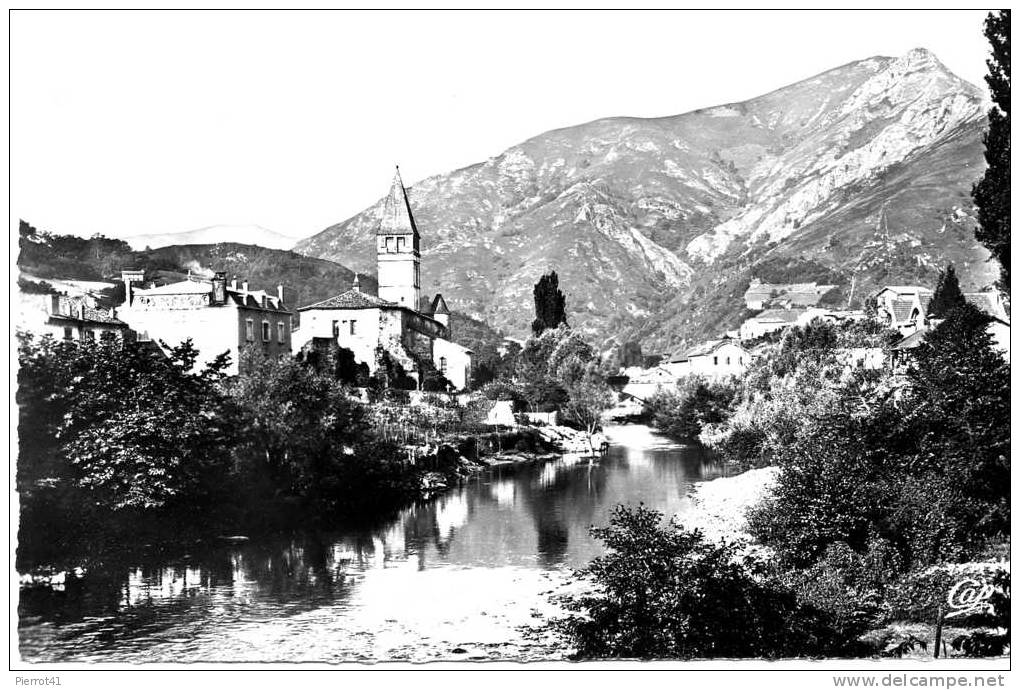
xmin=927 ymin=264 xmax=966 ymax=319
xmin=555 ymin=505 xmax=860 ymax=659
xmin=563 ymin=367 xmax=615 ymax=437
xmin=531 ymin=271 xmax=567 ymax=336
xmin=972 ymin=10 xmax=1010 ymax=293
xmin=619 ymin=340 xmax=644 ymax=368
xmin=227 ymin=348 xmax=370 ymax=504
xmin=54 ymin=339 xmax=233 ymax=510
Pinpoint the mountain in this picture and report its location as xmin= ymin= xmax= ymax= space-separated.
xmin=296 ymin=49 xmax=997 ymax=354
xmin=124 ymin=224 xmax=299 ymax=251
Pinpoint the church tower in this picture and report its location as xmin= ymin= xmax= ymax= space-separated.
xmin=377 ymin=167 xmax=421 ymax=309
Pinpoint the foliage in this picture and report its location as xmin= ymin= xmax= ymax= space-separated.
xmin=972 ymin=10 xmax=1010 ymax=293
xmin=515 ymin=324 xmax=595 ymax=412
xmin=927 ymin=265 xmax=966 ymax=319
xmin=555 ymin=505 xmax=861 ymax=659
xmin=531 ymin=270 xmax=567 ymax=336
xmin=644 ymin=377 xmax=736 ymax=442
xmin=562 ymin=366 xmax=615 ymax=435
xmin=747 ymin=303 xmax=1010 ymax=571
xmin=619 ymin=340 xmax=644 ymax=368
xmin=17 ymin=334 xmax=234 ymax=511
xmin=369 ymin=347 xmax=417 ymax=390
xmin=17 ymin=277 xmax=59 ymax=294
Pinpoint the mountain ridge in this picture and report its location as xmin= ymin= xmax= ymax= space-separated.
xmin=295 ymin=49 xmax=995 ymax=353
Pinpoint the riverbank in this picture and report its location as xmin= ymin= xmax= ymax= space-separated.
xmin=678 ymin=466 xmax=778 ymax=547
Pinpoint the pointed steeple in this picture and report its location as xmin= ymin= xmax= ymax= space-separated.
xmin=378 ymin=165 xmax=419 ymax=237
xmin=352 ymin=273 xmax=361 ymax=292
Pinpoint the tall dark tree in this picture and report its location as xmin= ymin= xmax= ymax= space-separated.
xmin=927 ymin=264 xmax=967 ymax=319
xmin=531 ymin=271 xmax=567 ymax=336
xmin=973 ymin=10 xmax=1010 ymax=293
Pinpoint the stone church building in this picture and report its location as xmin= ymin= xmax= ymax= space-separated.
xmin=293 ymin=169 xmax=472 ymax=390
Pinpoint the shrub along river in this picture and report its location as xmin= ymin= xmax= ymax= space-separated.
xmin=18 ymin=424 xmax=729 ymax=663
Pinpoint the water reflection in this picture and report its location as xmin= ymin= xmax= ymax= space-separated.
xmin=19 ymin=425 xmax=728 ymax=662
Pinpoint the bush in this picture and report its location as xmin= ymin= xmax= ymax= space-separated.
xmin=644 ymin=377 xmax=736 ymax=442
xmin=555 ymin=505 xmax=862 ymax=659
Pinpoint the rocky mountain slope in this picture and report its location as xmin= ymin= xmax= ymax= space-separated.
xmin=296 ymin=49 xmax=996 ymax=353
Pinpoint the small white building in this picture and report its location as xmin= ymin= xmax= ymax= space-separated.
xmin=620 ymin=366 xmax=678 ymax=402
xmin=17 ymin=293 xmax=129 ymax=343
xmin=664 ymin=338 xmax=752 ymax=381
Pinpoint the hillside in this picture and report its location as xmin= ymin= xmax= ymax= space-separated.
xmin=295 ymin=49 xmax=997 ymax=354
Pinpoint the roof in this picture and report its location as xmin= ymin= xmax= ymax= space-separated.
xmin=964 ymin=292 xmax=1005 ymax=319
xmin=670 ymin=338 xmax=748 ymax=362
xmin=876 ymin=286 xmax=933 ymax=297
xmin=378 ymin=167 xmax=419 ymax=237
xmin=889 ymin=298 xmax=920 ymax=322
xmin=51 ymin=309 xmax=126 ymax=326
xmin=748 ymin=308 xmax=804 ymax=324
xmin=891 ymin=328 xmax=929 ymax=351
xmin=133 ymin=280 xmax=212 ymax=296
xmin=299 ymin=289 xmax=396 ymax=311
xmin=429 ymin=293 xmax=450 ymax=315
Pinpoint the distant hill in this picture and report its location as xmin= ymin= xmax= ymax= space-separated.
xmin=123 ymin=224 xmax=300 ymax=251
xmin=296 ymin=48 xmax=997 ymax=354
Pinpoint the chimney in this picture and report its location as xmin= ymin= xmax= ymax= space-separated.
xmin=211 ymin=271 xmax=226 ymax=305
xmin=277 ymin=284 xmax=287 ymax=306
xmin=121 ymin=269 xmax=144 ymax=306
xmin=241 ymin=280 xmax=249 ymax=293
xmin=230 ymin=278 xmax=238 ymax=291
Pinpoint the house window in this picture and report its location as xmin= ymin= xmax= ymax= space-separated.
xmin=262 ymin=321 xmax=271 ymax=341
xmin=277 ymin=322 xmax=286 ymax=343
xmin=726 ymin=356 xmax=731 ymax=365
xmin=246 ymin=319 xmax=255 ymax=342
xmin=385 ymin=237 xmax=395 ymax=252
xmin=136 ymin=330 xmax=151 ymax=342
xmin=713 ymin=356 xmax=718 ymax=366
xmin=82 ymin=330 xmax=95 ymax=341
xmin=100 ymin=331 xmax=117 ymax=342
xmin=332 ymin=320 xmax=340 ymax=337
xmin=439 ymin=356 xmax=447 ymax=374
xmin=396 ymin=236 xmax=406 ymax=251
xmin=349 ymin=320 xmax=357 ymax=335
xmin=63 ymin=327 xmax=73 ymax=340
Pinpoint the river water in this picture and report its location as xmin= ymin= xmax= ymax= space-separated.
xmin=18 ymin=424 xmax=729 ymax=664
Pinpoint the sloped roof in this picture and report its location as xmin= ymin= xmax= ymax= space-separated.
xmin=429 ymin=293 xmax=450 ymax=315
xmin=749 ymin=308 xmax=804 ymax=324
xmin=299 ymin=289 xmax=396 ymax=311
xmin=877 ymin=286 xmax=933 ymax=297
xmin=133 ymin=280 xmax=211 ymax=296
xmin=965 ymin=292 xmax=1005 ymax=319
xmin=670 ymin=338 xmax=749 ymax=361
xmin=378 ymin=167 xmax=419 ymax=237
xmin=891 ymin=328 xmax=929 ymax=351
xmin=890 ymin=298 xmax=920 ymax=322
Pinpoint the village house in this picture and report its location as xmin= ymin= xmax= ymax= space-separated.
xmin=873 ymin=285 xmax=932 ymax=335
xmin=116 ymin=270 xmax=293 ymax=375
xmin=743 ymin=279 xmax=837 ymax=310
xmin=620 ymin=366 xmax=678 ymax=403
xmin=663 ymin=338 xmax=752 ymax=381
xmin=18 ymin=292 xmax=129 ymax=343
xmin=292 ymin=169 xmax=473 ymax=390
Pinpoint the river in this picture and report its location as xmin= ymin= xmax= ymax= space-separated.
xmin=18 ymin=424 xmax=730 ymax=664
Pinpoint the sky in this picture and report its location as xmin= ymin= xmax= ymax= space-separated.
xmin=10 ymin=9 xmax=994 ymax=243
